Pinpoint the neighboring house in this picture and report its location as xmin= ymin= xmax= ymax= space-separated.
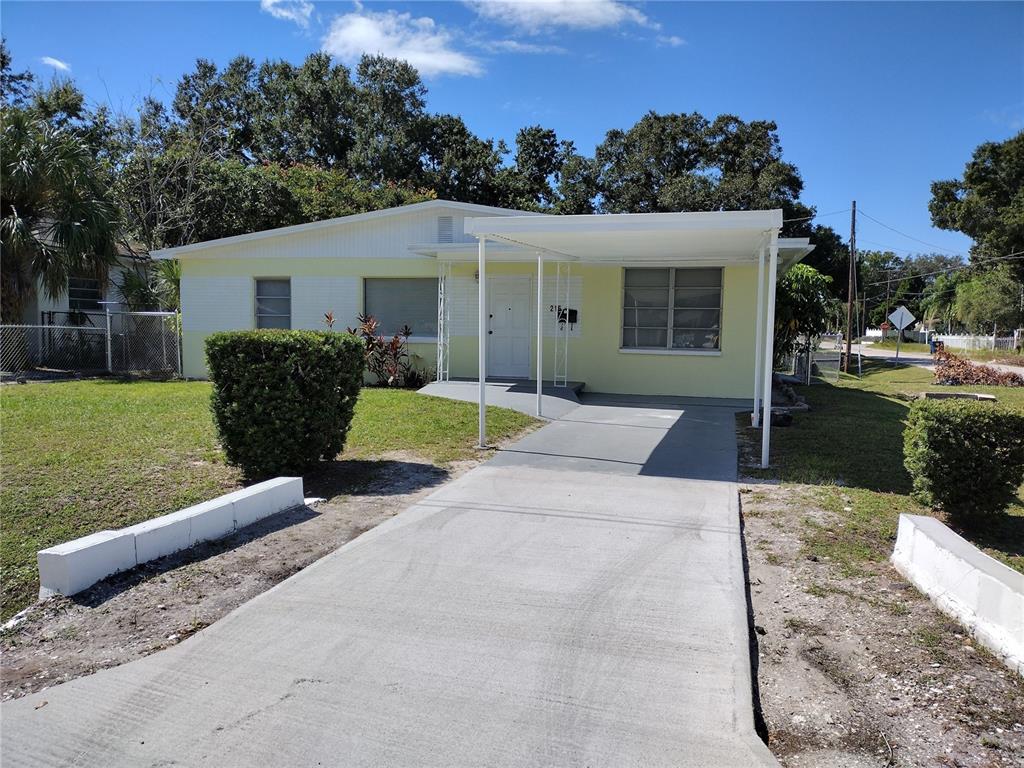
xmin=153 ymin=200 xmax=813 ymax=412
xmin=19 ymin=248 xmax=150 ymax=328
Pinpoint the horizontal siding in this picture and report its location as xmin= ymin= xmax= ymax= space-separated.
xmin=181 ymin=205 xmax=493 ymax=262
xmin=181 ymin=276 xmax=252 ymax=332
xmin=292 ymin=277 xmax=360 ymax=330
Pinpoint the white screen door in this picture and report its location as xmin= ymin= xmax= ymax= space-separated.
xmin=487 ymin=276 xmax=532 ymax=378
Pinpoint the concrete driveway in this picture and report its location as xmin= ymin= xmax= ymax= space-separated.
xmin=1 ymin=396 xmax=775 ymax=767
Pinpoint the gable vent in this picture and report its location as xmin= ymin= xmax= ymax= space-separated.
xmin=437 ymin=215 xmax=454 ymax=243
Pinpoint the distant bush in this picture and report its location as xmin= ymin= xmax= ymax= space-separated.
xmin=903 ymin=399 xmax=1024 ymax=522
xmin=933 ymin=350 xmax=1024 ymax=387
xmin=205 ymin=330 xmax=365 ymax=478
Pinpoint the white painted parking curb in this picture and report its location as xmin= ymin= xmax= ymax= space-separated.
xmin=37 ymin=477 xmax=304 ymax=598
xmin=892 ymin=514 xmax=1024 ymax=676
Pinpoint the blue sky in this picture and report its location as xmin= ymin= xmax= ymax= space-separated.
xmin=3 ymin=1 xmax=1022 ymax=255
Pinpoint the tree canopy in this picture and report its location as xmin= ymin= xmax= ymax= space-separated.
xmin=773 ymin=264 xmax=839 ymax=364
xmin=930 ymin=130 xmax=1024 ymax=281
xmin=1 ymin=43 xmax=855 ymax=314
xmin=593 ymin=113 xmax=813 ymax=229
xmin=952 ymin=265 xmax=1024 ymax=333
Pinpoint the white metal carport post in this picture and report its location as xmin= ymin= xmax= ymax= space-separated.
xmin=760 ymin=230 xmax=779 ymax=468
xmin=477 ymin=236 xmax=488 ymax=448
xmin=752 ymin=244 xmax=766 ymax=427
xmin=536 ymin=253 xmax=544 ymax=417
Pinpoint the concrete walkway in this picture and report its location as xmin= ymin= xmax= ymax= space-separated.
xmin=1 ymin=398 xmax=775 ymax=768
xmin=419 ymin=379 xmax=584 ymax=420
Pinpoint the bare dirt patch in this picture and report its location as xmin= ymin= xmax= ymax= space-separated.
xmin=742 ymin=482 xmax=1024 ymax=767
xmin=1 ymin=455 xmax=471 ymax=701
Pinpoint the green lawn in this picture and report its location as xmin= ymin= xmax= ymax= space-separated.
xmin=0 ymin=380 xmax=536 ymax=619
xmin=751 ymin=361 xmax=1024 ymax=574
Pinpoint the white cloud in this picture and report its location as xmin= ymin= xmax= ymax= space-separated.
xmin=479 ymin=39 xmax=567 ymax=54
xmin=261 ymin=0 xmax=315 ymax=28
xmin=322 ymin=7 xmax=482 ymax=77
xmin=981 ymin=104 xmax=1024 ymax=132
xmin=657 ymin=34 xmax=685 ymax=47
xmin=40 ymin=56 xmax=70 ymax=72
xmin=468 ymin=0 xmax=657 ymax=32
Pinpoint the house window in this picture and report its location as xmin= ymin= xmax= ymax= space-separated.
xmin=68 ymin=276 xmax=102 ymax=311
xmin=622 ymin=268 xmax=722 ymax=350
xmin=255 ymin=278 xmax=291 ymax=329
xmin=364 ymin=278 xmax=438 ymax=337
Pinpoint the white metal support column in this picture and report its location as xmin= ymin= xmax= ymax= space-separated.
xmin=477 ymin=237 xmax=488 ymax=448
xmin=536 ymin=253 xmax=544 ymax=417
xmin=752 ymin=245 xmax=766 ymax=427
xmin=760 ymin=230 xmax=779 ymax=468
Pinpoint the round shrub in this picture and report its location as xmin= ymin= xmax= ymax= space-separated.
xmin=205 ymin=330 xmax=365 ymax=478
xmin=903 ymin=399 xmax=1024 ymax=523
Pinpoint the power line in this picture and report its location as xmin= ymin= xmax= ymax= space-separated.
xmin=861 ymin=250 xmax=1024 ymax=287
xmin=856 ymin=238 xmax=967 ymax=258
xmin=783 ymin=207 xmax=851 ymax=224
xmin=856 ymin=208 xmax=964 ymax=255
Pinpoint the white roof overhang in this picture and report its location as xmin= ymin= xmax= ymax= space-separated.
xmin=459 ymin=209 xmax=813 ymax=269
xmin=149 ymin=199 xmax=539 ymax=260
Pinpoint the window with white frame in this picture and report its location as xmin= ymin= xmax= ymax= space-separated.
xmin=364 ymin=278 xmax=438 ymax=337
xmin=255 ymin=278 xmax=291 ymax=329
xmin=622 ymin=268 xmax=722 ymax=351
xmin=68 ymin=275 xmax=103 ymax=311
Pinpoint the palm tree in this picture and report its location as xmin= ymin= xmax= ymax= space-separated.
xmin=1 ymin=108 xmax=120 ymax=322
xmin=116 ymin=258 xmax=181 ymax=311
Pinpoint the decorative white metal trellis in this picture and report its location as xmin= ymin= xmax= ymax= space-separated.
xmin=553 ymin=261 xmax=571 ymax=387
xmin=435 ymin=260 xmax=453 ymax=382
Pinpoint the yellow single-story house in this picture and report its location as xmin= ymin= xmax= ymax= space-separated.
xmin=153 ymin=199 xmax=813 ymax=466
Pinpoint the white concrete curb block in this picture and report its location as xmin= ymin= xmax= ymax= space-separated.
xmin=37 ymin=477 xmax=304 ymax=598
xmin=37 ymin=530 xmax=137 ymax=599
xmin=226 ymin=477 xmax=304 ymax=529
xmin=183 ymin=498 xmax=236 ymax=546
xmin=126 ymin=511 xmax=191 ymax=564
xmin=891 ymin=514 xmax=1024 ymax=676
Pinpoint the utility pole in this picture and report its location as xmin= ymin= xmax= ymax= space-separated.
xmin=844 ymin=201 xmax=856 ymax=372
xmin=884 ymin=275 xmax=891 ymax=339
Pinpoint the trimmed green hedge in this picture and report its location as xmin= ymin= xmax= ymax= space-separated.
xmin=205 ymin=330 xmax=365 ymax=478
xmin=903 ymin=399 xmax=1024 ymax=522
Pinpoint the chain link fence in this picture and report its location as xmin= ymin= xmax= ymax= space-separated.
xmin=111 ymin=313 xmax=181 ymax=374
xmin=1 ymin=311 xmax=180 ymax=380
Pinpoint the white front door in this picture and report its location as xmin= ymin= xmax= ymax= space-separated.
xmin=487 ymin=276 xmax=532 ymax=379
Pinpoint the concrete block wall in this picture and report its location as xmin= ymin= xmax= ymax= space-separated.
xmin=37 ymin=477 xmax=304 ymax=598
xmin=892 ymin=514 xmax=1024 ymax=676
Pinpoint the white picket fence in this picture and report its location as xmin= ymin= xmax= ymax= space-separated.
xmin=861 ymin=328 xmax=1023 ymax=352
xmin=934 ymin=331 xmax=1022 ymax=352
